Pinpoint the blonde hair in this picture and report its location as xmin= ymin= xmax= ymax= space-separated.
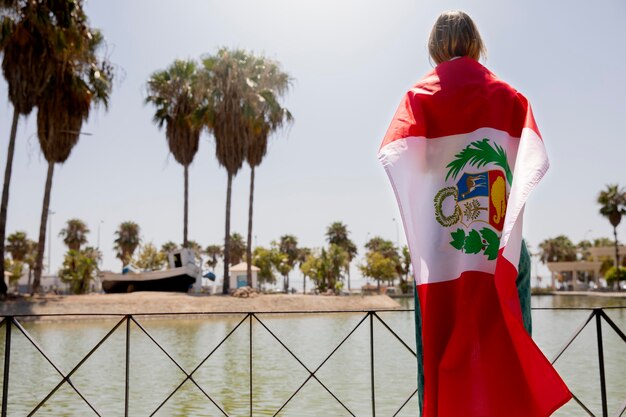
xmin=428 ymin=11 xmax=486 ymax=64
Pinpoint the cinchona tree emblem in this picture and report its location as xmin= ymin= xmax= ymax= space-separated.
xmin=433 ymin=138 xmax=512 ymax=260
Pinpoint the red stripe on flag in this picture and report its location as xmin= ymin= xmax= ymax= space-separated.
xmin=381 ymin=58 xmax=541 ymax=149
xmin=417 ymin=266 xmax=571 ymax=417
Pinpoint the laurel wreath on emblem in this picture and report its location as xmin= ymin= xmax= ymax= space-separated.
xmin=434 ymin=138 xmax=513 ymax=260
xmin=433 ymin=187 xmax=462 ymax=227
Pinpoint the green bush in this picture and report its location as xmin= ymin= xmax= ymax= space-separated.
xmin=604 ymin=266 xmax=626 ymax=284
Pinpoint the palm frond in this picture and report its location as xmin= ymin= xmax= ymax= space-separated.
xmin=445 ymin=138 xmax=512 ymax=184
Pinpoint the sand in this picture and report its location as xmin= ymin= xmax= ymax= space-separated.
xmin=0 ymin=292 xmax=402 ymax=321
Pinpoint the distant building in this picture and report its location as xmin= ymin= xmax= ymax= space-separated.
xmin=547 ymin=245 xmax=625 ymax=290
xmin=228 ymin=263 xmax=259 ymax=291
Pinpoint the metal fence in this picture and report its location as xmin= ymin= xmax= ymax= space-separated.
xmin=0 ymin=307 xmax=624 ymax=417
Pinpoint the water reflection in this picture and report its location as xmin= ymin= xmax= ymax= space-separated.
xmin=0 ymin=295 xmax=623 ymax=416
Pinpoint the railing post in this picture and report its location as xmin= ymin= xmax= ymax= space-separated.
xmin=249 ymin=313 xmax=253 ymax=417
xmin=370 ymin=312 xmax=376 ymax=417
xmin=125 ymin=315 xmax=131 ymax=417
xmin=595 ymin=309 xmax=608 ymax=417
xmin=2 ymin=318 xmax=12 ymax=417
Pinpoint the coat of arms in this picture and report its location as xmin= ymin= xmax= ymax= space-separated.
xmin=433 ymin=139 xmax=512 ymax=260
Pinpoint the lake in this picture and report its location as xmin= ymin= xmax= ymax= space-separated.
xmin=0 ymin=294 xmax=624 ymax=416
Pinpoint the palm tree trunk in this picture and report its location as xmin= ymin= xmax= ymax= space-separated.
xmin=614 ymin=226 xmax=621 ymax=291
xmin=0 ymin=109 xmax=20 ymax=295
xmin=33 ymin=162 xmax=55 ymax=294
xmin=246 ymin=166 xmax=255 ymax=286
xmin=183 ymin=164 xmax=189 ymax=248
xmin=222 ymin=173 xmax=233 ymax=295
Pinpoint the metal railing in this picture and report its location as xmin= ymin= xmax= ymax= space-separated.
xmin=0 ymin=307 xmax=623 ymax=417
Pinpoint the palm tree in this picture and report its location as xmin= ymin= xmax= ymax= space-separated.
xmin=0 ymin=0 xmax=76 ymax=295
xmin=278 ymin=234 xmax=299 ymax=293
xmin=297 ymin=247 xmax=311 ymax=294
xmin=325 ymin=221 xmax=357 ymax=291
xmin=31 ymin=14 xmax=113 ymax=293
xmin=598 ymin=184 xmax=626 ymax=277
xmin=146 ymin=60 xmax=202 ymax=248
xmin=205 ymin=244 xmax=222 ymax=271
xmin=114 ymin=221 xmax=141 ymax=267
xmin=58 ymin=218 xmax=89 ymax=251
xmin=244 ymin=56 xmax=292 ymax=285
xmin=161 ymin=241 xmax=179 ymax=254
xmin=199 ymin=48 xmax=260 ymax=294
xmin=538 ymin=235 xmax=578 ymax=264
xmin=6 ymin=231 xmax=29 ymax=262
xmin=228 ymin=233 xmax=246 ymax=266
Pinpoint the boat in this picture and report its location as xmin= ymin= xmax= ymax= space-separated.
xmin=101 ymin=248 xmax=200 ymax=293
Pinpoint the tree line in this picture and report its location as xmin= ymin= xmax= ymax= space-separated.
xmin=3 ymin=219 xmax=417 ymax=295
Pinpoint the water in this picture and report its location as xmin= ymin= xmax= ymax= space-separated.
xmin=0 ymin=295 xmax=623 ymax=416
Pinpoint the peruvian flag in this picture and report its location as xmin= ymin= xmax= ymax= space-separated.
xmin=378 ymin=57 xmax=571 ymax=417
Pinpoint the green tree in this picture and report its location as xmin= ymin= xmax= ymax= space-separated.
xmin=538 ymin=235 xmax=577 ymax=263
xmin=276 ymin=235 xmax=299 ymax=292
xmin=604 ymin=266 xmax=626 ymax=286
xmin=399 ymin=245 xmax=413 ymax=294
xmin=364 ymin=236 xmax=401 ymax=286
xmin=134 ymin=242 xmax=166 ymax=271
xmin=0 ymin=0 xmax=68 ymax=295
xmin=228 ymin=233 xmax=246 ymax=266
xmin=58 ymin=246 xmax=100 ymax=294
xmin=114 ymin=221 xmax=141 ymax=267
xmin=597 ymin=184 xmax=626 ymax=275
xmin=360 ymin=251 xmax=398 ymax=290
xmin=146 ymin=60 xmax=202 ymax=248
xmin=204 ymin=244 xmax=222 ymax=271
xmin=325 ymin=221 xmax=357 ymax=291
xmin=199 ymin=48 xmax=263 ymax=294
xmin=244 ymin=56 xmax=292 ymax=285
xmin=31 ymin=8 xmax=113 ymax=293
xmin=252 ymin=246 xmax=277 ymax=288
xmin=297 ymin=247 xmax=312 ymax=294
xmin=7 ymin=232 xmax=37 ymax=291
xmin=58 ymin=218 xmax=89 ymax=251
xmin=161 ymin=241 xmax=178 ymax=253
xmin=6 ymin=230 xmax=30 ymax=262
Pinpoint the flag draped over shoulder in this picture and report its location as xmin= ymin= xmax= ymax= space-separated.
xmin=378 ymin=57 xmax=571 ymax=417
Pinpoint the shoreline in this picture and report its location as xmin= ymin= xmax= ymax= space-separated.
xmin=0 ymin=292 xmax=402 ymax=322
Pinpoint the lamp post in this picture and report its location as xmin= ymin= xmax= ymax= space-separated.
xmin=392 ymin=218 xmax=400 ymax=249
xmin=47 ymin=210 xmax=55 ymax=274
xmin=97 ymin=220 xmax=104 ymax=267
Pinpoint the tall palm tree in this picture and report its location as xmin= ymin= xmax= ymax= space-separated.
xmin=244 ymin=56 xmax=292 ymax=285
xmin=199 ymin=48 xmax=259 ymax=294
xmin=114 ymin=221 xmax=141 ymax=267
xmin=32 ymin=21 xmax=113 ymax=293
xmin=0 ymin=0 xmax=75 ymax=295
xmin=597 ymin=184 xmax=626 ymax=274
xmin=325 ymin=221 xmax=357 ymax=291
xmin=146 ymin=60 xmax=202 ymax=248
xmin=58 ymin=218 xmax=89 ymax=251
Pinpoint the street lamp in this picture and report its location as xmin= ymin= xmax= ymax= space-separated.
xmin=97 ymin=220 xmax=104 ymax=267
xmin=392 ymin=218 xmax=400 ymax=248
xmin=47 ymin=210 xmax=55 ymax=274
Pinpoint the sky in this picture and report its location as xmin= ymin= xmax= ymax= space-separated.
xmin=0 ymin=0 xmax=625 ymax=283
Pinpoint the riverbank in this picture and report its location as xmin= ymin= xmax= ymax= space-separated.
xmin=0 ymin=292 xmax=401 ymax=321
xmin=550 ymin=291 xmax=626 ymax=298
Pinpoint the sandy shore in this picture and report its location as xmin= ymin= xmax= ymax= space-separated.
xmin=0 ymin=292 xmax=401 ymax=321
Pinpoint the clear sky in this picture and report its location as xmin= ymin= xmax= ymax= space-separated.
xmin=0 ymin=0 xmax=625 ymax=279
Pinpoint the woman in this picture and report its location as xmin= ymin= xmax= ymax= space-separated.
xmin=378 ymin=11 xmax=570 ymax=417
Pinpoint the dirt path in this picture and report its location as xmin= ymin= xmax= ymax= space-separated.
xmin=0 ymin=293 xmax=401 ymax=321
